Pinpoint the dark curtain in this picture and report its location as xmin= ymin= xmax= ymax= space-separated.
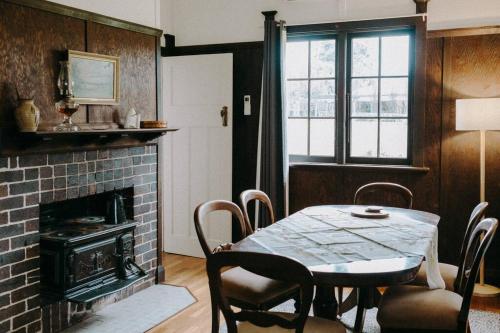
xmin=258 ymin=11 xmax=286 ymax=228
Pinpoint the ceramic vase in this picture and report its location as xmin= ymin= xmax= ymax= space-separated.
xmin=15 ymin=99 xmax=40 ymax=132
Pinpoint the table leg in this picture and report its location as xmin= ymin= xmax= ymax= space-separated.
xmin=339 ymin=288 xmax=358 ymax=315
xmin=313 ymin=284 xmax=338 ymax=320
xmin=354 ymin=288 xmax=367 ymax=332
xmin=353 ymin=287 xmax=382 ymax=333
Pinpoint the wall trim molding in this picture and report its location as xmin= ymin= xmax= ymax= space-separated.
xmin=428 ymin=25 xmax=500 ymax=38
xmin=2 ymin=0 xmax=163 ymax=36
xmin=161 ymin=37 xmax=264 ymax=57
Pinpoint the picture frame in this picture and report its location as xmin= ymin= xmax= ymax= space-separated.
xmin=68 ymin=50 xmax=120 ymax=105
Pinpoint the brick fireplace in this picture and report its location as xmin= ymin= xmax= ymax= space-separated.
xmin=0 ymin=146 xmax=159 ymax=332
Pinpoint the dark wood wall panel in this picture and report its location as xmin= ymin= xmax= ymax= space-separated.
xmin=440 ymin=34 xmax=500 ymax=276
xmin=0 ymin=2 xmax=86 ymax=127
xmin=231 ymin=46 xmax=264 ymax=205
xmin=418 ymin=37 xmax=443 ymax=215
xmin=86 ymin=22 xmax=157 ymax=123
xmin=289 ymin=166 xmax=431 ymax=212
xmin=0 ymin=1 xmax=161 ymax=156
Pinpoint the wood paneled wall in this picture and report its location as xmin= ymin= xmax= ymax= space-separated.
xmin=0 ymin=2 xmax=86 ymax=127
xmin=0 ymin=0 xmax=158 ymax=132
xmin=86 ymin=22 xmax=157 ymax=123
xmin=439 ymin=33 xmax=500 ymax=279
xmin=290 ymin=31 xmax=500 ymax=284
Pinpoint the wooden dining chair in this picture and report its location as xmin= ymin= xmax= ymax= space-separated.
xmin=337 ymin=182 xmax=414 ymax=316
xmin=377 ymin=217 xmax=498 ymax=333
xmin=411 ymin=202 xmax=489 ymax=291
xmin=194 ymin=200 xmax=299 ymax=333
xmin=239 ymin=189 xmax=275 ymax=234
xmin=207 ymin=251 xmax=346 ymax=333
xmin=353 ymin=182 xmax=413 ymax=208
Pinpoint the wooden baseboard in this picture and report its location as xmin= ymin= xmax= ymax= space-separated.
xmin=156 ymin=264 xmax=166 ymax=283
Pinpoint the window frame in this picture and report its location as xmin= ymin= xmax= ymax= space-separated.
xmin=286 ymin=16 xmax=426 ymax=167
xmin=345 ymin=29 xmax=415 ymax=165
xmin=287 ymin=34 xmax=338 ymax=164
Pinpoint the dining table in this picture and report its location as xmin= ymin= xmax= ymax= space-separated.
xmin=231 ymin=205 xmax=445 ymax=332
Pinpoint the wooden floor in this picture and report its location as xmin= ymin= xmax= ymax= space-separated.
xmin=148 ymin=254 xmax=215 ymax=333
xmin=149 ymin=253 xmax=500 ymax=332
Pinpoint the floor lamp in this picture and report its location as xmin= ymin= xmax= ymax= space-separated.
xmin=456 ymin=97 xmax=500 ymax=297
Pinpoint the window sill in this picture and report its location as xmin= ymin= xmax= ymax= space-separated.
xmin=289 ymin=162 xmax=429 ymax=174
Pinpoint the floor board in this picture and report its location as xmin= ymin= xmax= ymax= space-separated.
xmin=148 ymin=253 xmax=500 ymax=332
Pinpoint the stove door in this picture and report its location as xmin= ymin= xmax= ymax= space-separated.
xmin=68 ymin=237 xmax=117 ymax=288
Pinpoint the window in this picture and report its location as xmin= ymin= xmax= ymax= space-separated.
xmin=286 ymin=18 xmax=419 ymax=165
xmin=286 ymin=38 xmax=337 ymax=160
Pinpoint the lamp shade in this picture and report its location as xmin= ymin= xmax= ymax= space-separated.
xmin=456 ymin=98 xmax=500 ymax=131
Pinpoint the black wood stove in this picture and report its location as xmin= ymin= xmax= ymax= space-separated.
xmin=39 ymin=190 xmax=146 ymax=304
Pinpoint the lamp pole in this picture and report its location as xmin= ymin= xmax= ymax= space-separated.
xmin=456 ymin=98 xmax=500 ymax=297
xmin=478 ymin=130 xmax=486 ymax=288
xmin=474 ymin=130 xmax=500 ymax=297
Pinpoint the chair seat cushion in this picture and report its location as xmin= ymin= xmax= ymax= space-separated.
xmin=237 ymin=313 xmax=346 ymax=333
xmin=377 ymin=285 xmax=463 ymax=331
xmin=412 ymin=261 xmax=458 ymax=291
xmin=222 ymin=267 xmax=298 ymax=308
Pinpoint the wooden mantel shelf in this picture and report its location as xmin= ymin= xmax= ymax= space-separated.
xmin=0 ymin=128 xmax=179 ymax=156
xmin=32 ymin=128 xmax=178 ymax=138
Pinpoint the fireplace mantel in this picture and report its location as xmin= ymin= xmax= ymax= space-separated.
xmin=0 ymin=128 xmax=178 ymax=156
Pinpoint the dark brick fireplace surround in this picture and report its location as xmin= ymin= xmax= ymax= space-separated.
xmin=0 ymin=146 xmax=159 ymax=332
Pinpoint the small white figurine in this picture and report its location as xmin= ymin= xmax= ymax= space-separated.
xmin=124 ymin=108 xmax=140 ymax=129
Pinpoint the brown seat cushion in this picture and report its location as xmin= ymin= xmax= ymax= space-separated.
xmin=412 ymin=261 xmax=458 ymax=291
xmin=377 ymin=285 xmax=463 ymax=331
xmin=237 ymin=312 xmax=346 ymax=333
xmin=222 ymin=267 xmax=298 ymax=308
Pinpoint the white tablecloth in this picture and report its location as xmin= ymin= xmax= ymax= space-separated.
xmin=248 ymin=206 xmax=445 ymax=289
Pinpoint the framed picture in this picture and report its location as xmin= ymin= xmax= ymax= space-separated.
xmin=68 ymin=50 xmax=120 ymax=105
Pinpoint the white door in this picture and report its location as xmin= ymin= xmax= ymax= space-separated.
xmin=161 ymin=54 xmax=233 ymax=258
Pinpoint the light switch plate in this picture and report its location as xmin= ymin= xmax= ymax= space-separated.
xmin=244 ymin=95 xmax=251 ymax=115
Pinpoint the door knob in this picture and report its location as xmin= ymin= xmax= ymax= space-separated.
xmin=220 ymin=106 xmax=228 ymax=127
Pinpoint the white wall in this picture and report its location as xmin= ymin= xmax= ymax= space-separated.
xmin=427 ymin=0 xmax=500 ymax=30
xmin=161 ymin=0 xmax=500 ymax=46
xmin=48 ymin=0 xmax=162 ymax=28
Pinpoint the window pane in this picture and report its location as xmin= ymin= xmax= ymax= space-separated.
xmin=287 ymin=119 xmax=308 ymax=155
xmin=351 ymin=78 xmax=378 ymax=117
xmin=311 ymin=80 xmax=335 ymax=117
xmin=380 ymin=78 xmax=408 ymax=117
xmin=380 ymin=119 xmax=408 ymax=158
xmin=352 ymin=37 xmax=379 ymax=77
xmin=311 ymin=40 xmax=336 ymax=78
xmin=286 ymin=41 xmax=308 ymax=79
xmin=287 ymin=81 xmax=308 ymax=117
xmin=381 ymin=35 xmax=409 ymax=76
xmin=310 ymin=119 xmax=335 ymax=156
xmin=350 ymin=119 xmax=378 ymax=158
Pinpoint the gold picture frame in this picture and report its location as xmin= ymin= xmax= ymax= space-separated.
xmin=68 ymin=50 xmax=120 ymax=105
